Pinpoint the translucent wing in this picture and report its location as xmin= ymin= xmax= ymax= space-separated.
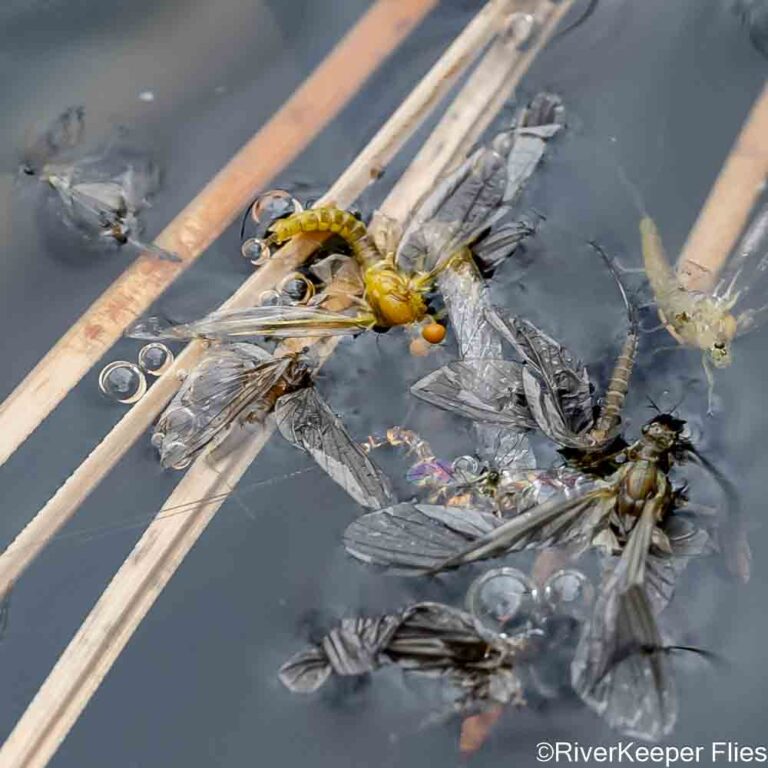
xmin=410 ymin=360 xmax=536 ymax=429
xmin=343 ymin=502 xmax=504 ymax=572
xmin=435 ymin=484 xmax=613 ymax=571
xmin=499 ymin=92 xmax=564 ymax=204
xmin=153 ymin=344 xmax=302 ymax=469
xmin=129 ymin=305 xmax=373 ymax=341
xmin=572 ymin=507 xmax=676 ymax=741
xmin=486 ymin=308 xmax=594 ymax=434
xmin=396 ymin=146 xmax=508 ymax=274
xmin=715 ymin=200 xmax=768 ymax=306
xmin=475 ymin=428 xmax=534 ymax=474
xmin=279 ymin=613 xmax=402 ymax=693
xmin=274 ymin=387 xmax=395 ymax=510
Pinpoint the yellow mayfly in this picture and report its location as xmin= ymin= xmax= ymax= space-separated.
xmin=129 ymin=113 xmax=550 ymax=348
xmin=640 ymin=202 xmax=768 ymax=408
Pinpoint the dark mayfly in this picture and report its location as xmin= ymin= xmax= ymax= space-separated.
xmin=127 ymin=94 xmax=564 ymax=347
xmin=343 ymin=415 xmax=734 ymax=739
xmin=412 ymin=244 xmax=638 ymax=456
xmin=280 ymin=567 xmax=594 ymax=727
xmin=153 ymin=341 xmax=393 ymax=510
xmin=22 ymin=107 xmax=177 ymax=261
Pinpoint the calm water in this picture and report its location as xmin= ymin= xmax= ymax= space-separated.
xmin=0 ymin=1 xmax=766 ymax=766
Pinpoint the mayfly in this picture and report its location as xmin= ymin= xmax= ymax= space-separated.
xmin=411 ymin=244 xmax=638 ymax=456
xmin=343 ymin=414 xmax=738 ymax=739
xmin=640 ymin=203 xmax=768 ymax=409
xmin=128 ymin=94 xmax=564 ymax=347
xmin=279 ymin=566 xmax=590 ymax=722
xmin=153 ymin=340 xmax=394 ymax=510
xmin=21 ymin=107 xmax=178 ymax=261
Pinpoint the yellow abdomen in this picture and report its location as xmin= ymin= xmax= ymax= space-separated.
xmin=269 ymin=207 xmax=381 ymax=268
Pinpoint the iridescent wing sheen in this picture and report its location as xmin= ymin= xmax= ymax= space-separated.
xmin=129 ymin=305 xmax=373 ymax=342
xmin=343 ymin=502 xmax=504 ymax=572
xmin=410 ymin=360 xmax=536 ymax=429
xmin=274 ymin=387 xmax=395 ymax=510
xmin=152 ymin=343 xmax=300 ymax=469
xmin=572 ymin=506 xmax=676 ymax=741
xmin=486 ymin=308 xmax=594 ymax=434
xmin=395 ymin=146 xmax=508 ymax=275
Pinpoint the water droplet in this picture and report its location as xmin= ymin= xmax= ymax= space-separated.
xmin=258 ymin=289 xmax=284 ymax=307
xmin=466 ymin=567 xmax=538 ymax=639
xmin=250 ymin=189 xmax=302 ymax=229
xmin=98 ymin=361 xmax=147 ymax=404
xmin=452 ymin=455 xmax=480 ymax=475
xmin=138 ymin=342 xmax=174 ymax=376
xmin=160 ymin=440 xmax=192 ymax=470
xmin=278 ymin=272 xmax=315 ymax=304
xmin=160 ymin=406 xmax=198 ymax=438
xmin=241 ymin=237 xmax=270 ymax=266
xmin=543 ymin=570 xmax=594 ymax=621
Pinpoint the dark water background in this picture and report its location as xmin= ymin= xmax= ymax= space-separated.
xmin=0 ymin=0 xmax=766 ymax=765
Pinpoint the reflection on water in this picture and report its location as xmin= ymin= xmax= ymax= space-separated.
xmin=0 ymin=0 xmax=766 ymax=766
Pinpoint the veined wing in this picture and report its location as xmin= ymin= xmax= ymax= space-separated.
xmin=129 ymin=305 xmax=373 ymax=341
xmin=572 ymin=505 xmax=676 ymax=741
xmin=434 ymin=483 xmax=613 ymax=571
xmin=396 ymin=146 xmax=508 ymax=275
xmin=410 ymin=360 xmax=536 ymax=429
xmin=486 ymin=308 xmax=593 ymax=435
xmin=274 ymin=387 xmax=395 ymax=510
xmin=344 ymin=483 xmax=610 ymax=573
xmin=153 ymin=343 xmax=300 ymax=469
xmin=475 ymin=428 xmax=534 ymax=475
xmin=504 ymin=93 xmax=564 ymax=203
xmin=279 ymin=613 xmax=403 ymax=693
xmin=715 ymin=200 xmax=768 ymax=305
xmin=343 ymin=502 xmax=503 ymax=572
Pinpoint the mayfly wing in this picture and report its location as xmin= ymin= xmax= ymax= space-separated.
xmin=279 ymin=613 xmax=403 ymax=693
xmin=274 ymin=387 xmax=395 ymax=510
xmin=475 ymin=428 xmax=535 ymax=475
xmin=343 ymin=502 xmax=504 ymax=573
xmin=153 ymin=344 xmax=298 ymax=469
xmin=410 ymin=360 xmax=536 ymax=429
xmin=486 ymin=308 xmax=594 ymax=434
xmin=433 ymin=484 xmax=613 ymax=571
xmin=715 ymin=200 xmax=768 ymax=303
xmin=395 ymin=146 xmax=508 ymax=275
xmin=368 ymin=210 xmax=403 ymax=256
xmin=499 ymin=92 xmax=564 ymax=205
xmin=436 ymin=253 xmax=503 ymax=362
xmin=572 ymin=505 xmax=676 ymax=741
xmin=129 ymin=305 xmax=373 ymax=341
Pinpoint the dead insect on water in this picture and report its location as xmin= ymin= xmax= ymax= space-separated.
xmin=22 ymin=107 xmax=178 ymax=261
xmin=344 ymin=414 xmax=741 ymax=740
xmin=128 ymin=94 xmax=565 ymax=350
xmin=641 ymin=203 xmax=768 ymax=411
xmin=152 ymin=341 xmax=393 ymax=511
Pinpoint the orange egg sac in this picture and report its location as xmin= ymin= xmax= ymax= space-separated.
xmin=421 ymin=322 xmax=446 ymax=344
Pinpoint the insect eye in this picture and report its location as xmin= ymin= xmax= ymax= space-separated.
xmin=713 ymin=342 xmax=725 ymax=350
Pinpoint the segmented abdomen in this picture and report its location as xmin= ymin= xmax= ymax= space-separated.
xmin=270 ymin=207 xmax=381 ymax=268
xmin=591 ymin=330 xmax=638 ymax=438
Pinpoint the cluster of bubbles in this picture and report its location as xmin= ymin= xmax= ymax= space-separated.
xmin=98 ymin=342 xmax=174 ymax=404
xmin=241 ymin=189 xmax=303 ymax=267
xmin=257 ymin=271 xmax=315 ymax=308
xmin=465 ymin=567 xmax=594 ymax=640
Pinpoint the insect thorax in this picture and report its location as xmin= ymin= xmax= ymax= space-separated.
xmin=363 ymin=263 xmax=427 ymax=327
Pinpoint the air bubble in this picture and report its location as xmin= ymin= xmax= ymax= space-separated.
xmin=258 ymin=289 xmax=285 ymax=307
xmin=138 ymin=342 xmax=174 ymax=376
xmin=98 ymin=361 xmax=147 ymax=404
xmin=452 ymin=455 xmax=480 ymax=475
xmin=241 ymin=237 xmax=270 ymax=266
xmin=543 ymin=570 xmax=594 ymax=621
xmin=278 ymin=272 xmax=315 ymax=304
xmin=250 ymin=189 xmax=303 ymax=228
xmin=466 ymin=567 xmax=538 ymax=639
